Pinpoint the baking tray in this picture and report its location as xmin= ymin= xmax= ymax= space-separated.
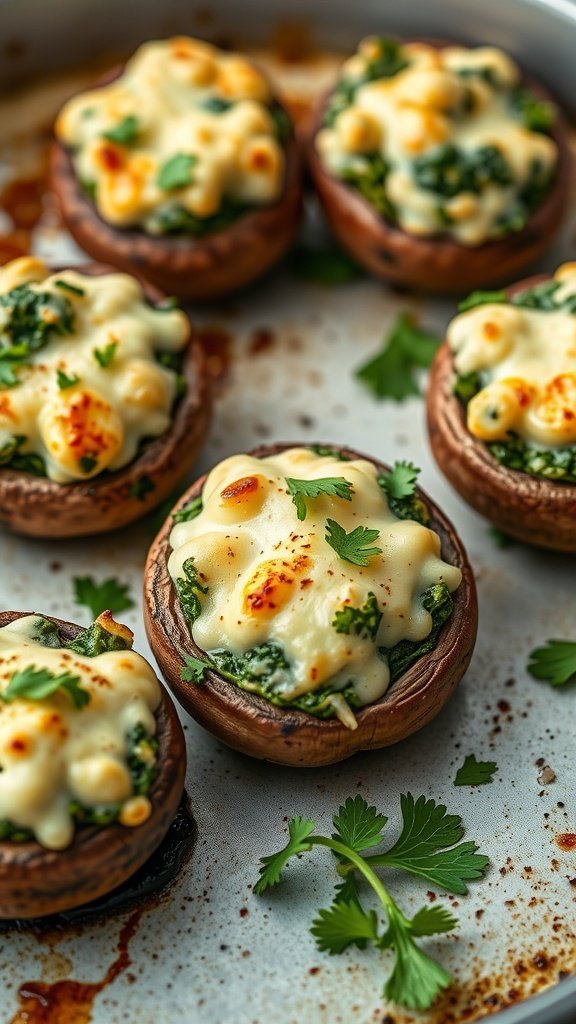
xmin=0 ymin=1 xmax=575 ymax=1021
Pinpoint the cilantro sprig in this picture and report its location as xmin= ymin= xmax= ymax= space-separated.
xmin=73 ymin=575 xmax=134 ymax=620
xmin=254 ymin=794 xmax=489 ymax=1011
xmin=454 ymin=754 xmax=498 ymax=787
xmin=325 ymin=519 xmax=382 ymax=566
xmin=355 ymin=314 xmax=439 ymax=401
xmin=285 ymin=476 xmax=354 ymax=521
xmin=527 ymin=640 xmax=576 ymax=687
xmin=3 ymin=665 xmax=90 ymax=709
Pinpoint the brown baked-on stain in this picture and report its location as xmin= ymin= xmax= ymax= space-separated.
xmin=0 ymin=163 xmax=51 ymax=264
xmin=556 ymin=833 xmax=576 ymax=851
xmin=193 ymin=324 xmax=234 ymax=391
xmin=10 ymin=907 xmax=144 ymax=1024
xmin=248 ymin=326 xmax=275 ymax=356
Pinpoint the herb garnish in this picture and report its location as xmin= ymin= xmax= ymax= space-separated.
xmin=377 ymin=461 xmax=429 ymax=524
xmin=56 ymin=368 xmax=80 ymax=390
xmin=102 ymin=115 xmax=140 ymax=145
xmin=458 ymin=290 xmax=507 ymax=313
xmin=454 ymin=754 xmax=498 ymax=786
xmin=3 ymin=665 xmax=90 ymax=709
xmin=73 ymin=576 xmax=135 ymax=620
xmin=93 ymin=341 xmax=117 ymax=368
xmin=356 ymin=314 xmax=439 ymax=401
xmin=175 ymin=557 xmax=208 ymax=625
xmin=157 ymin=153 xmax=198 ymax=191
xmin=0 ymin=284 xmax=75 ymax=390
xmin=332 ymin=592 xmax=382 ymax=639
xmin=254 ymin=793 xmax=489 ymax=1011
xmin=527 ymin=640 xmax=576 ymax=687
xmin=285 ymin=476 xmax=354 ymax=521
xmin=54 ymin=280 xmax=85 ymax=297
xmin=325 ymin=519 xmax=382 ymax=566
xmin=173 ymin=495 xmax=203 ymax=523
xmin=129 ymin=475 xmax=155 ymax=501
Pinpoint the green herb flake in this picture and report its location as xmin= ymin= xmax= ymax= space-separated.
xmin=175 ymin=557 xmax=208 ymax=626
xmin=181 ymin=654 xmax=213 ymax=684
xmin=157 ymin=153 xmax=198 ymax=191
xmin=54 ymin=279 xmax=85 ymax=297
xmin=56 ymin=368 xmax=80 ymax=390
xmin=102 ymin=114 xmax=140 ymax=145
xmin=454 ymin=754 xmax=498 ymax=787
xmin=285 ymin=476 xmax=354 ymax=521
xmin=527 ymin=639 xmax=576 ymax=687
xmin=129 ymin=475 xmax=155 ymax=502
xmin=173 ymin=494 xmax=203 ymax=524
xmin=254 ymin=793 xmax=488 ymax=1011
xmin=458 ymin=290 xmax=507 ymax=313
xmin=78 ymin=455 xmax=97 ymax=474
xmin=93 ymin=341 xmax=117 ymax=368
xmin=355 ymin=314 xmax=439 ymax=402
xmin=3 ymin=665 xmax=90 ymax=709
xmin=73 ymin=575 xmax=135 ymax=621
xmin=332 ymin=592 xmax=382 ymax=640
xmin=325 ymin=518 xmax=382 ymax=566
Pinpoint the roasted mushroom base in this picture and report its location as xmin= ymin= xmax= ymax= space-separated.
xmin=0 ymin=263 xmax=211 ymax=538
xmin=0 ymin=611 xmax=186 ymax=919
xmin=144 ymin=443 xmax=478 ymax=767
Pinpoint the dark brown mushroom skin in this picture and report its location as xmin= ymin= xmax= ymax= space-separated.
xmin=308 ymin=43 xmax=572 ymax=293
xmin=0 ymin=610 xmax=186 ymax=919
xmin=0 ymin=262 xmax=212 ymax=539
xmin=50 ymin=64 xmax=303 ymax=301
xmin=427 ymin=273 xmax=576 ymax=551
xmin=144 ymin=441 xmax=478 ymax=767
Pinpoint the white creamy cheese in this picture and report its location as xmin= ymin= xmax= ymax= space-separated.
xmin=55 ymin=36 xmax=285 ymax=231
xmin=0 ymin=615 xmax=160 ymax=850
xmin=0 ymin=256 xmax=189 ymax=482
xmin=316 ymin=40 xmax=558 ymax=245
xmin=447 ymin=262 xmax=576 ymax=446
xmin=168 ymin=448 xmax=462 ymax=721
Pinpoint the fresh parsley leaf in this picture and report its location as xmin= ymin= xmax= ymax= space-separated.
xmin=325 ymin=519 xmax=382 ymax=566
xmin=157 ymin=153 xmax=198 ymax=190
xmin=93 ymin=341 xmax=117 ymax=368
xmin=3 ymin=665 xmax=89 ymax=709
xmin=373 ymin=794 xmax=490 ymax=895
xmin=73 ymin=575 xmax=134 ymax=620
xmin=56 ymin=368 xmax=80 ymax=390
xmin=527 ymin=639 xmax=576 ymax=687
xmin=291 ymin=245 xmax=362 ymax=285
xmin=332 ymin=593 xmax=382 ymax=640
xmin=181 ymin=655 xmax=212 ymax=684
xmin=454 ymin=754 xmax=498 ymax=787
xmin=173 ymin=494 xmax=203 ymax=523
xmin=458 ymin=290 xmax=507 ymax=313
xmin=102 ymin=114 xmax=140 ymax=145
xmin=311 ymin=901 xmax=379 ymax=953
xmin=255 ymin=793 xmax=487 ymax=1011
xmin=54 ymin=279 xmax=85 ymax=297
xmin=285 ymin=476 xmax=354 ymax=521
xmin=355 ymin=314 xmax=439 ymax=402
xmin=332 ymin=795 xmax=387 ymax=851
xmin=379 ymin=461 xmax=420 ymax=499
xmin=129 ymin=475 xmax=155 ymax=501
xmin=253 ymin=816 xmax=315 ymax=895
xmin=175 ymin=557 xmax=208 ymax=625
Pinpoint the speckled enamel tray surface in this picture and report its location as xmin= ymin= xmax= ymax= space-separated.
xmin=0 ymin=1 xmax=575 ymax=1022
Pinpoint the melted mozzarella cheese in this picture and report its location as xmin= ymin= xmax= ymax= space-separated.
xmin=55 ymin=37 xmax=285 ymax=231
xmin=0 ymin=616 xmax=160 ymax=850
xmin=316 ymin=40 xmax=558 ymax=245
xmin=0 ymin=257 xmax=189 ymax=482
xmin=168 ymin=448 xmax=462 ymax=713
xmin=448 ymin=262 xmax=576 ymax=446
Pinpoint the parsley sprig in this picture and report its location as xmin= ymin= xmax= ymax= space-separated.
xmin=3 ymin=665 xmax=90 ymax=709
xmin=454 ymin=754 xmax=498 ymax=786
xmin=254 ymin=794 xmax=489 ymax=1011
xmin=527 ymin=640 xmax=576 ymax=687
xmin=285 ymin=476 xmax=354 ymax=521
xmin=73 ymin=575 xmax=134 ymax=620
xmin=355 ymin=314 xmax=439 ymax=401
xmin=325 ymin=519 xmax=382 ymax=566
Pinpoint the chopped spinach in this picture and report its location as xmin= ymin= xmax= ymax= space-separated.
xmin=413 ymin=143 xmax=512 ymax=198
xmin=453 ymin=371 xmax=483 ymax=405
xmin=384 ymin=584 xmax=454 ymax=681
xmin=376 ymin=471 xmax=429 ymax=525
xmin=127 ymin=722 xmax=159 ymax=795
xmin=0 ymin=820 xmax=34 ymax=842
xmin=173 ymin=494 xmax=203 ymax=523
xmin=148 ymin=197 xmax=248 ymax=236
xmin=509 ymin=87 xmax=555 ymax=133
xmin=307 ymin=445 xmax=351 ymax=461
xmin=339 ymin=153 xmax=396 ymax=220
xmin=487 ymin=435 xmax=576 ymax=483
xmin=0 ymin=284 xmax=75 ymax=392
xmin=0 ymin=434 xmax=46 ymax=476
xmin=332 ymin=592 xmax=382 ymax=639
xmin=324 ymin=38 xmax=408 ymax=128
xmin=175 ymin=557 xmax=208 ymax=625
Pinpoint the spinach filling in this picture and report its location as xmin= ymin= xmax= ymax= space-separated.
xmin=0 ymin=618 xmax=157 ymax=841
xmin=323 ymin=46 xmax=556 ymax=237
xmin=454 ymin=284 xmax=576 ymax=484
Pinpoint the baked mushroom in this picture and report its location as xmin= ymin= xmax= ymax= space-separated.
xmin=427 ymin=263 xmax=576 ymax=550
xmin=0 ymin=256 xmax=211 ymax=538
xmin=51 ymin=36 xmax=302 ymax=301
xmin=309 ymin=37 xmax=571 ymax=292
xmin=0 ymin=608 xmax=185 ymax=918
xmin=144 ymin=443 xmax=477 ymax=767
